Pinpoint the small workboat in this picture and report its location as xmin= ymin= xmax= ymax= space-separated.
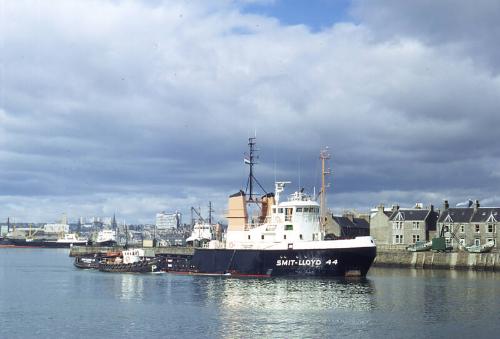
xmin=406 ymin=241 xmax=432 ymax=252
xmin=465 ymin=241 xmax=495 ymax=253
xmin=74 ymin=255 xmax=102 ymax=269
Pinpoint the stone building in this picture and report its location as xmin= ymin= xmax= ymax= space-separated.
xmin=369 ymin=203 xmax=438 ymax=245
xmin=437 ymin=200 xmax=499 ymax=248
xmin=388 ymin=204 xmax=438 ymax=245
xmin=369 ymin=204 xmax=395 ymax=244
xmin=325 ymin=212 xmax=370 ymax=239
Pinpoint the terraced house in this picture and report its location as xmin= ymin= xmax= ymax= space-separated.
xmin=389 ymin=204 xmax=438 ymax=245
xmin=369 ymin=203 xmax=438 ymax=245
xmin=438 ymin=200 xmax=499 ymax=248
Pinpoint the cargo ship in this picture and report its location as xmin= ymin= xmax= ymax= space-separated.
xmin=8 ymin=233 xmax=88 ymax=248
xmin=189 ymin=138 xmax=376 ymax=277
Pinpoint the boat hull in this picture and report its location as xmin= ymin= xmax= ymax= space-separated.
xmin=8 ymin=238 xmax=88 ymax=248
xmin=74 ymin=256 xmax=101 ymax=269
xmin=191 ymin=246 xmax=376 ymax=277
xmin=99 ymin=258 xmax=164 ymax=273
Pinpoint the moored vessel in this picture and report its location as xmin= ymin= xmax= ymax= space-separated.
xmin=98 ymin=248 xmax=164 ymax=273
xmin=9 ymin=233 xmax=88 ymax=248
xmin=190 ymin=138 xmax=376 ymax=277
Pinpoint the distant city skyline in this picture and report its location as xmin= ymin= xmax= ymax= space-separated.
xmin=1 ymin=1 xmax=500 ymax=223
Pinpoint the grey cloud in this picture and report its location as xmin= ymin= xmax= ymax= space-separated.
xmin=1 ymin=1 xmax=500 ymax=222
xmin=351 ymin=0 xmax=500 ymax=72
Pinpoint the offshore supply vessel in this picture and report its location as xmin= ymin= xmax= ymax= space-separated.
xmin=190 ymin=138 xmax=376 ymax=277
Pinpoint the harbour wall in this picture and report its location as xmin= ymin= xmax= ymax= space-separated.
xmin=374 ymin=245 xmax=500 ymax=271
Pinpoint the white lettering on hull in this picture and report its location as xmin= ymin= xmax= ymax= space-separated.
xmin=275 ymin=258 xmax=338 ymax=267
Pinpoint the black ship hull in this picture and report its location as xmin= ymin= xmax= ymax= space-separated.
xmin=88 ymin=240 xmax=117 ymax=247
xmin=9 ymin=238 xmax=88 ymax=248
xmin=74 ymin=256 xmax=101 ymax=269
xmin=191 ymin=246 xmax=376 ymax=277
xmin=99 ymin=258 xmax=164 ymax=273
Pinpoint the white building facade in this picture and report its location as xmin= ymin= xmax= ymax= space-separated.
xmin=156 ymin=211 xmax=182 ymax=230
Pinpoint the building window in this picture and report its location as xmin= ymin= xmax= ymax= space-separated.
xmin=460 ymin=225 xmax=465 ymax=233
xmin=474 ymin=238 xmax=480 ymax=246
xmin=487 ymin=224 xmax=495 ymax=233
xmin=299 ymin=234 xmax=303 ymax=240
xmin=459 ymin=238 xmax=466 ymax=246
xmin=444 ymin=225 xmax=449 ymax=232
xmin=261 ymin=235 xmax=264 ymax=240
xmin=285 ymin=224 xmax=293 ymax=231
xmin=475 ymin=224 xmax=480 ymax=233
xmin=272 ymin=208 xmax=276 ymax=213
xmin=248 ymin=235 xmax=251 ymax=240
xmin=393 ymin=222 xmax=403 ymax=230
xmin=412 ymin=234 xmax=420 ymax=243
xmin=296 ymin=207 xmax=302 ymax=212
xmin=278 ymin=208 xmax=283 ymax=213
xmin=394 ymin=234 xmax=404 ymax=244
xmin=284 ymin=235 xmax=286 ymax=240
xmin=412 ymin=222 xmax=420 ymax=230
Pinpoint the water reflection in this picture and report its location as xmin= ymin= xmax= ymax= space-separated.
xmin=118 ymin=274 xmax=145 ymax=301
xmin=191 ymin=277 xmax=376 ymax=338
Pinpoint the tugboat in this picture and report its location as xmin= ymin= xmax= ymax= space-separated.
xmin=190 ymin=138 xmax=376 ymax=277
xmin=98 ymin=248 xmax=164 ymax=273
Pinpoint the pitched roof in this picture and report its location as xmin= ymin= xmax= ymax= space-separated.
xmin=332 ymin=216 xmax=370 ymax=229
xmin=470 ymin=208 xmax=500 ymax=222
xmin=438 ymin=208 xmax=474 ymax=223
xmin=389 ymin=209 xmax=430 ymax=221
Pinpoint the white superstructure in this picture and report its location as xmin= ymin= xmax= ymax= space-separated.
xmin=222 ymin=182 xmax=375 ymax=250
xmin=186 ymin=222 xmax=214 ymax=243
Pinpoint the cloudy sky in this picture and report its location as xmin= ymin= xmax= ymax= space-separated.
xmin=1 ymin=0 xmax=500 ymax=224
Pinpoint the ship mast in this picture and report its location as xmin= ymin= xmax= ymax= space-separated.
xmin=208 ymin=201 xmax=214 ymax=225
xmin=319 ymin=147 xmax=331 ymax=233
xmin=245 ymin=137 xmax=267 ymax=202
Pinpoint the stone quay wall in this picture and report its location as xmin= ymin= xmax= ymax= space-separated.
xmin=374 ymin=245 xmax=500 ymax=271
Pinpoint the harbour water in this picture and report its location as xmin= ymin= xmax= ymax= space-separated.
xmin=1 ymin=249 xmax=499 ymax=338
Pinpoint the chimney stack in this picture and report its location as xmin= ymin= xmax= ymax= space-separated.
xmin=474 ymin=200 xmax=480 ymax=211
xmin=443 ymin=200 xmax=449 ymax=211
